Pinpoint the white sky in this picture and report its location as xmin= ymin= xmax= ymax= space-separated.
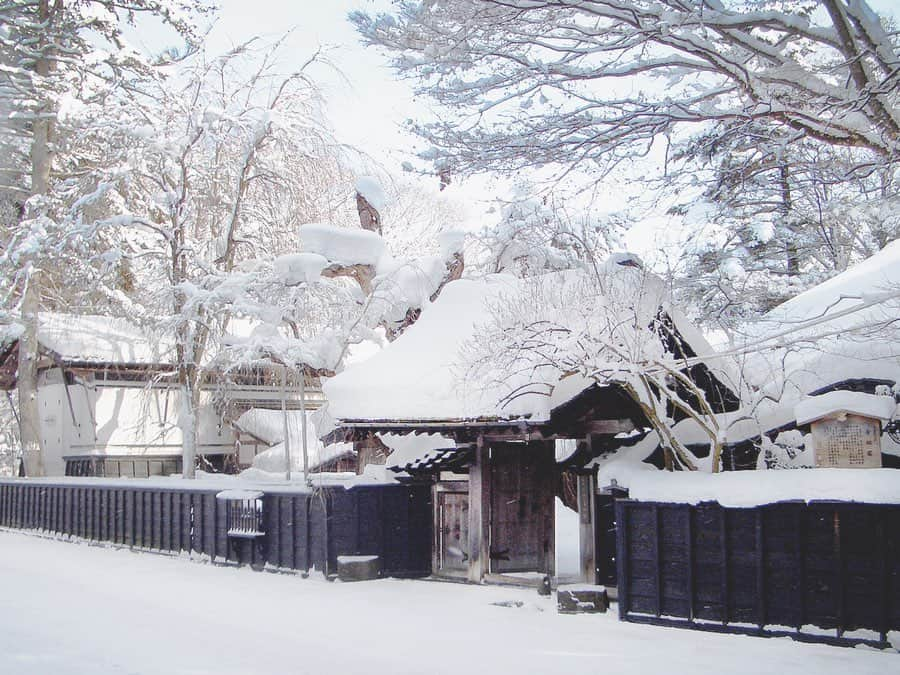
xmin=209 ymin=0 xmax=424 ymax=171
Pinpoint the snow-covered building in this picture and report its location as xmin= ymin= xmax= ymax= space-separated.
xmin=0 ymin=314 xmax=326 ymax=477
xmin=322 ymin=255 xmax=739 ymax=583
xmin=725 ymin=240 xmax=900 ymax=470
xmin=594 ymin=241 xmax=900 ymax=484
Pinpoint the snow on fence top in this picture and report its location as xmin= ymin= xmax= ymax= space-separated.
xmin=300 ymin=222 xmax=386 ymax=267
xmin=37 ymin=313 xmax=173 ymax=364
xmin=621 ymin=467 xmax=900 ymax=507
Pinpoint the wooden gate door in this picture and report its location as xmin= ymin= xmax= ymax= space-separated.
xmin=489 ymin=442 xmax=554 ymax=574
xmin=437 ymin=491 xmax=469 ymax=573
xmin=594 ymin=485 xmax=628 ymax=586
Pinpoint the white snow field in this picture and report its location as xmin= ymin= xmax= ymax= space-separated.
xmin=1 ymin=532 xmax=896 ymax=675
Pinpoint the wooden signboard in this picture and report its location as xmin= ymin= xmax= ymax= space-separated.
xmin=812 ymin=414 xmax=882 ymax=468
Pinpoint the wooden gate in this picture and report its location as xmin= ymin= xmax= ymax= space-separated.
xmin=489 ymin=442 xmax=554 ymax=574
xmin=437 ymin=490 xmax=469 ymax=573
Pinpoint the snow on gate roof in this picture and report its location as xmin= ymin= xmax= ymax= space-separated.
xmin=323 ymin=255 xmax=730 ymax=426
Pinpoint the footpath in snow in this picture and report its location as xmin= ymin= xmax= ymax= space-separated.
xmin=0 ymin=530 xmax=895 ymax=675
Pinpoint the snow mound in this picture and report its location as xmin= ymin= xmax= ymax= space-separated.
xmin=324 ymin=274 xmax=526 ymax=421
xmin=221 ymin=324 xmax=344 ymax=371
xmin=372 ymin=256 xmax=448 ymax=325
xmin=236 ymin=408 xmax=353 ymax=472
xmin=743 ymin=240 xmax=900 ymax=400
xmin=300 ymin=223 xmax=386 ymax=267
xmin=273 ymin=252 xmax=328 ymax=285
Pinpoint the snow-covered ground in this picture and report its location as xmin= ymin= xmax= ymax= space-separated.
xmin=0 ymin=531 xmax=895 ymax=674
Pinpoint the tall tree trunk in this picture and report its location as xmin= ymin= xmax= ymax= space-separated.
xmin=18 ymin=0 xmax=54 ymax=477
xmin=179 ymin=366 xmax=199 ymax=479
xmin=18 ymin=272 xmax=44 ymax=477
xmin=779 ymin=162 xmax=800 ymax=277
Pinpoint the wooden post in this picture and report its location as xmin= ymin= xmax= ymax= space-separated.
xmin=467 ymin=435 xmax=491 ymax=582
xmin=576 ymin=471 xmax=597 ymax=583
xmin=281 ymin=365 xmax=291 ymax=482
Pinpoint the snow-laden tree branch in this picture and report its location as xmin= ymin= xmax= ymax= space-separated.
xmin=462 ymin=257 xmax=730 ymax=471
xmin=352 ymin=1 xmax=899 ymax=180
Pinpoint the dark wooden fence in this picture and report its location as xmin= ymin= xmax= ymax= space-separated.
xmin=0 ymin=479 xmax=432 ymax=578
xmin=616 ymin=499 xmax=900 ymax=647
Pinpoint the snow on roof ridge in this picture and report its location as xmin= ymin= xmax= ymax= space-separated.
xmin=325 ymin=260 xmax=720 ymax=423
xmin=762 ymin=238 xmax=900 ymax=325
xmin=37 ymin=312 xmax=173 ymax=365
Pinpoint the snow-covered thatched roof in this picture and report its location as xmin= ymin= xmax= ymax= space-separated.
xmin=593 ymin=243 xmax=900 ymax=477
xmin=324 ymin=255 xmax=728 ymax=425
xmin=745 ymin=239 xmax=900 ymax=397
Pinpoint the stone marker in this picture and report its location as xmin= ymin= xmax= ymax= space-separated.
xmin=337 ymin=555 xmax=381 ymax=582
xmin=557 ymin=585 xmax=609 ymax=614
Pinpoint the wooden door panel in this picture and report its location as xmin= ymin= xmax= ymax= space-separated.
xmin=438 ymin=492 xmax=469 ymax=572
xmin=490 ymin=443 xmax=554 ymax=574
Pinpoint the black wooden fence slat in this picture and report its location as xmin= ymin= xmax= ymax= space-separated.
xmin=25 ymin=486 xmax=32 ymax=529
xmin=181 ymin=492 xmax=192 ymax=553
xmin=653 ymin=505 xmax=661 ymax=617
xmin=203 ymin=494 xmax=215 ymax=558
xmin=720 ymin=507 xmax=728 ymax=625
xmin=214 ymin=495 xmax=227 ymax=560
xmin=0 ymin=481 xmax=430 ymax=581
xmin=92 ymin=489 xmax=100 ymax=540
xmin=615 ymin=499 xmax=629 ymax=620
xmin=281 ymin=496 xmax=294 ymax=570
xmin=756 ymin=509 xmax=766 ymax=629
xmin=877 ymin=507 xmax=889 ymax=642
xmin=618 ymin=499 xmax=898 ymax=647
xmin=685 ymin=504 xmax=694 ymax=620
xmin=835 ymin=508 xmax=845 ymax=638
xmin=161 ymin=491 xmax=172 ymax=551
xmin=795 ymin=507 xmax=805 ymax=631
